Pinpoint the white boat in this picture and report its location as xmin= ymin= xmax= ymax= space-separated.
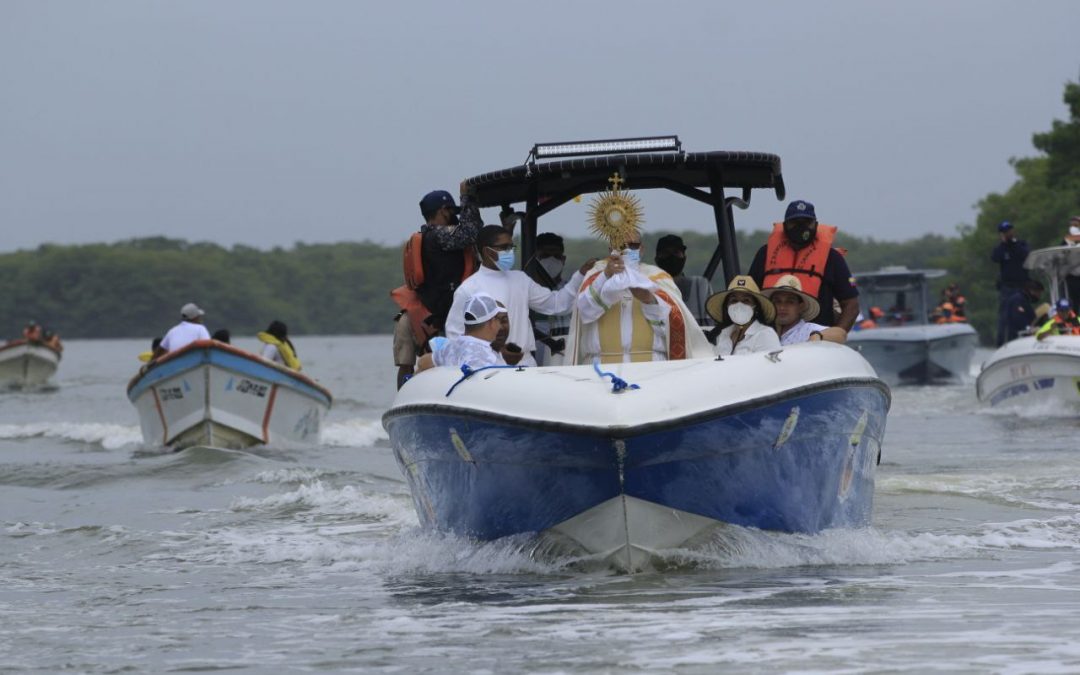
xmin=0 ymin=339 xmax=61 ymax=389
xmin=847 ymin=267 xmax=978 ymax=384
xmin=128 ymin=339 xmax=332 ymax=450
xmin=383 ymin=138 xmax=892 ymax=572
xmin=977 ymin=246 xmax=1080 ymax=410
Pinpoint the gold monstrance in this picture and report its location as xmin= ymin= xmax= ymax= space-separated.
xmin=587 ymin=173 xmax=643 ymax=251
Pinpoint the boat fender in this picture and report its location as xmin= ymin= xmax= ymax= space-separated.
xmin=592 ymin=359 xmax=640 ymax=393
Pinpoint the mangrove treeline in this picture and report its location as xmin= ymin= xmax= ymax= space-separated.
xmin=0 ymin=231 xmax=954 ymax=340
xmin=3 ymin=77 xmax=1077 ymax=342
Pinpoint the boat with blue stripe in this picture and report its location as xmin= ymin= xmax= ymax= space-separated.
xmin=383 ymin=139 xmax=892 ymax=572
xmin=128 ymin=339 xmax=331 ymax=450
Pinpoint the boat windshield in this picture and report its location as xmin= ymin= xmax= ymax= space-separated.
xmin=854 ymin=268 xmax=945 ymax=326
xmin=1024 ymin=245 xmax=1080 ymax=305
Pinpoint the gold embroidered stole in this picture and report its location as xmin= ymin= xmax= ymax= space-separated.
xmin=596 ymin=296 xmax=655 ymax=364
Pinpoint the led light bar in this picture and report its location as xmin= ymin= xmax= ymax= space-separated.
xmin=531 ymin=135 xmax=681 ymax=160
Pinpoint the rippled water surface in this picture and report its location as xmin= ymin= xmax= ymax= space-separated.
xmin=2 ymin=338 xmax=1079 ymax=672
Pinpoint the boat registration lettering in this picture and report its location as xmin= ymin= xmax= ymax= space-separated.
xmin=159 ymin=386 xmax=184 ymax=401
xmin=1009 ymin=364 xmax=1031 ymax=379
xmin=236 ymin=379 xmax=268 ymax=398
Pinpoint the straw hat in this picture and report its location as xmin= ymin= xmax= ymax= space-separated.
xmin=705 ymin=275 xmax=776 ymax=325
xmin=762 ymin=274 xmax=820 ymax=321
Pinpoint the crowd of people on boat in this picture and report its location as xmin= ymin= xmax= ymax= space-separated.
xmin=393 ymin=193 xmax=864 ymax=381
xmin=992 ymin=219 xmax=1080 ymax=343
xmin=2 ymin=321 xmax=64 ymax=352
xmin=138 ymin=302 xmax=303 ymax=372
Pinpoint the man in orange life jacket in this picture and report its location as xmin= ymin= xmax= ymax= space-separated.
xmin=391 ymin=186 xmax=483 ymax=389
xmin=748 ymin=200 xmax=860 ymax=331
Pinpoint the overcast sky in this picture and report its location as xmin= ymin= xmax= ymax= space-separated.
xmin=2 ymin=0 xmax=1078 ymax=252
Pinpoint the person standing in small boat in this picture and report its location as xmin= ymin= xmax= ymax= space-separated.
xmin=391 ymin=187 xmax=484 ymax=388
xmin=705 ymin=276 xmax=781 ymax=356
xmin=258 ymin=320 xmax=301 ymax=371
xmin=22 ymin=321 xmax=42 ymax=342
xmin=762 ymin=275 xmax=847 ymax=345
xmin=1002 ymin=280 xmax=1044 ymax=343
xmin=155 ymin=303 xmax=210 ymax=356
xmin=445 ymin=225 xmax=590 ymax=367
xmin=748 ymin=200 xmax=860 ymax=331
xmin=417 ymin=293 xmax=508 ymax=373
xmin=654 ymin=234 xmax=714 ymax=327
xmin=525 ymin=232 xmax=573 ymax=365
xmin=991 ymin=221 xmax=1031 ymax=346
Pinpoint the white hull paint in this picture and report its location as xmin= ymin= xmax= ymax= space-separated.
xmin=847 ymin=324 xmax=978 ymax=384
xmin=976 ymin=335 xmax=1080 ymax=410
xmin=0 ymin=342 xmax=60 ymax=388
xmin=128 ymin=343 xmax=330 ymax=450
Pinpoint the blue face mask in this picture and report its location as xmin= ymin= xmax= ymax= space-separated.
xmin=623 ymin=248 xmax=641 ymax=266
xmin=496 ymin=249 xmax=516 ymax=271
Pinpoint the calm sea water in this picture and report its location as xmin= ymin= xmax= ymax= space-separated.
xmin=2 ymin=336 xmax=1080 ymax=673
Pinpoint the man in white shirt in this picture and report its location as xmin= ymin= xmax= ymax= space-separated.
xmin=445 ymin=226 xmax=591 ymax=367
xmin=157 ymin=303 xmax=211 ymax=355
xmin=763 ymin=275 xmax=846 ymax=346
xmin=417 ymin=293 xmax=507 ymax=373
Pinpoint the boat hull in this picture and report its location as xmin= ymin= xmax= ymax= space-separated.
xmin=384 ymin=346 xmax=890 ymax=571
xmin=976 ymin=335 xmax=1080 ymax=410
xmin=127 ymin=341 xmax=331 ymax=450
xmin=848 ymin=324 xmax=978 ymax=384
xmin=0 ymin=341 xmax=61 ymax=388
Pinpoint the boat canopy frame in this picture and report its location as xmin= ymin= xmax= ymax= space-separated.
xmin=1024 ymin=245 xmax=1080 ymax=305
xmin=461 ymin=140 xmax=785 ymax=285
xmin=851 ymin=267 xmax=946 ymax=327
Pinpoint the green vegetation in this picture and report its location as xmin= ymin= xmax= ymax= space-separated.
xmin=4 ymin=78 xmax=1075 ymax=341
xmin=0 ymin=230 xmax=956 ymax=340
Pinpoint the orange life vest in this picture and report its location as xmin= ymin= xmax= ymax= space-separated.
xmin=400 ymin=231 xmax=477 ymax=291
xmin=390 ymin=232 xmax=478 ymax=350
xmin=762 ymin=223 xmax=838 ymax=298
xmin=858 ymin=319 xmax=877 ymax=330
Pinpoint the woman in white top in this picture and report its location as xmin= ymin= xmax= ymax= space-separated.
xmin=704 ymin=275 xmax=781 ymax=356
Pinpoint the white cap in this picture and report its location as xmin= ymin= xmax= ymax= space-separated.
xmin=462 ymin=293 xmax=505 ymax=325
xmin=180 ymin=302 xmax=205 ymax=320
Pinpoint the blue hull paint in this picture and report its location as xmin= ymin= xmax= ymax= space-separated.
xmin=385 ymin=383 xmax=889 ymax=539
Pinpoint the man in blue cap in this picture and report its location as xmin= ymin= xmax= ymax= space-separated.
xmin=748 ymin=200 xmax=860 ymax=330
xmin=391 ymin=183 xmax=484 ymax=388
xmin=991 ymin=221 xmax=1031 ymax=346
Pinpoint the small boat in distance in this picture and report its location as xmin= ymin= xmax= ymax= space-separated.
xmin=977 ymin=246 xmax=1080 ymax=411
xmin=0 ymin=339 xmax=62 ymax=389
xmin=847 ymin=266 xmax=978 ymax=384
xmin=128 ymin=340 xmax=331 ymax=450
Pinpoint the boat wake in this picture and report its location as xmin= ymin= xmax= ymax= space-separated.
xmin=0 ymin=422 xmax=142 ymax=450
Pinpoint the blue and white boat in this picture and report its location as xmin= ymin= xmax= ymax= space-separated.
xmin=977 ymin=246 xmax=1080 ymax=410
xmin=128 ymin=340 xmax=331 ymax=450
xmin=383 ymin=138 xmax=891 ymax=571
xmin=847 ymin=267 xmax=978 ymax=384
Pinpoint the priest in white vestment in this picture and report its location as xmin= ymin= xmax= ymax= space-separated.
xmin=567 ymin=234 xmax=714 ymax=365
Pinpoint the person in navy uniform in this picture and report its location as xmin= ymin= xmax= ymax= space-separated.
xmin=991 ymin=221 xmax=1031 ymax=346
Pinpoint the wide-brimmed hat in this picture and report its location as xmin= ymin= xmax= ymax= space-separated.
xmin=705 ymin=275 xmax=776 ymax=324
xmin=762 ymin=274 xmax=820 ymax=322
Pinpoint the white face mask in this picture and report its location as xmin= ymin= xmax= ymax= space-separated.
xmin=621 ymin=248 xmax=641 ymax=268
xmin=727 ymin=301 xmax=755 ymax=326
xmin=538 ymin=257 xmax=564 ymax=280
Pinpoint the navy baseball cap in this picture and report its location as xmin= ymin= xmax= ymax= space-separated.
xmin=997 ymin=221 xmax=1014 ymax=232
xmin=1058 ymin=298 xmax=1071 ymax=311
xmin=419 ymin=190 xmax=458 ymax=215
xmin=784 ymin=200 xmax=816 ymax=221
xmin=656 ymin=234 xmax=686 ymax=252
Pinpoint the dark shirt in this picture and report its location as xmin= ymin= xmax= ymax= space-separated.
xmin=415 ymin=196 xmax=482 ymax=330
xmin=749 ymin=245 xmax=858 ymax=326
xmin=990 ymin=238 xmax=1030 ymax=288
xmin=419 ymin=196 xmax=482 ymax=250
xmin=1003 ymin=289 xmax=1034 ymax=342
